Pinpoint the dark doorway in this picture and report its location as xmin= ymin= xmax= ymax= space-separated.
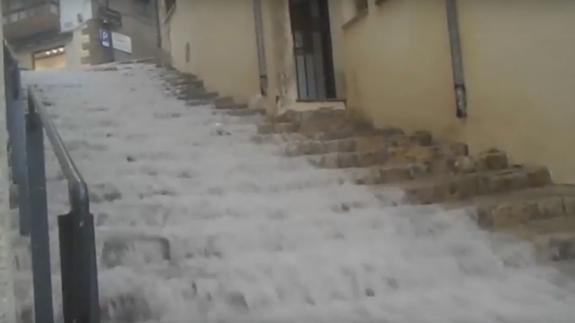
xmin=289 ymin=0 xmax=337 ymax=100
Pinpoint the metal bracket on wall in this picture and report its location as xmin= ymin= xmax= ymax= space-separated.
xmin=446 ymin=0 xmax=467 ymax=118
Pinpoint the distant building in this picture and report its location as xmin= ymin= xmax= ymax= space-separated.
xmin=2 ymin=0 xmax=159 ymax=70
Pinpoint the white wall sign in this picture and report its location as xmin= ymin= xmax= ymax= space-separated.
xmin=112 ymin=32 xmax=133 ymax=54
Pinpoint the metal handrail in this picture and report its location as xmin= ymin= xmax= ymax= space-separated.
xmin=28 ymin=90 xmax=90 ymax=213
xmin=4 ymin=44 xmax=100 ymax=323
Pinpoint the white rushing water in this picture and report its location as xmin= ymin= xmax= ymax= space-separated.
xmin=22 ymin=64 xmax=575 ymax=323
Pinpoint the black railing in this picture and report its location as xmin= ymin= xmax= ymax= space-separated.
xmin=4 ymin=43 xmax=100 ymax=323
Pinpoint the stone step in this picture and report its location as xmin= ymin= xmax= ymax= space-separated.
xmin=351 ymin=148 xmax=511 ymax=186
xmin=505 ymin=216 xmax=575 ymax=262
xmin=186 ymin=99 xmax=214 ymax=107
xmin=97 ymin=229 xmax=173 ymax=269
xmin=215 ymin=103 xmax=248 ymax=110
xmin=257 ymin=122 xmax=299 ymax=135
xmin=162 ymin=72 xmax=198 ymax=83
xmin=308 ymin=142 xmax=468 ymax=169
xmin=224 ymin=108 xmax=265 ymax=117
xmin=213 ymin=96 xmax=234 ymax=108
xmin=378 ymin=165 xmax=552 ymax=205
xmin=177 ymin=91 xmax=219 ymax=101
xmin=164 ymin=78 xmax=204 ymax=89
xmin=459 ymin=185 xmax=575 ymax=229
xmin=284 ymin=131 xmax=436 ymax=157
xmin=351 ymin=162 xmax=435 ymax=185
xmin=258 ymin=120 xmax=369 ymax=140
xmin=174 ymin=87 xmax=211 ymax=98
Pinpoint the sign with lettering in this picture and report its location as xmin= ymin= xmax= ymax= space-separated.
xmin=112 ymin=32 xmax=132 ymax=54
xmin=100 ymin=29 xmax=111 ymax=48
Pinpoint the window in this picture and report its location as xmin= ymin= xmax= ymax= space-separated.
xmin=165 ymin=0 xmax=176 ymax=13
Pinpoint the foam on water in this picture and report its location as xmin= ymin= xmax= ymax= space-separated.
xmin=23 ymin=65 xmax=575 ymax=323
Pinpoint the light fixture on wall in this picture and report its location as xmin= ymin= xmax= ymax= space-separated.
xmin=37 ymin=47 xmax=66 ymax=59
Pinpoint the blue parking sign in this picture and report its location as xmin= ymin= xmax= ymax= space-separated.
xmin=100 ymin=29 xmax=111 ymax=48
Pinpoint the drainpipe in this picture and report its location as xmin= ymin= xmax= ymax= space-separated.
xmin=253 ymin=0 xmax=268 ymax=96
xmin=154 ymin=0 xmax=162 ymax=49
xmin=446 ymin=0 xmax=467 ymax=118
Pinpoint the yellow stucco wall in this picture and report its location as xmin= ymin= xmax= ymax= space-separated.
xmin=341 ymin=0 xmax=575 ymax=183
xmin=160 ymin=0 xmax=347 ymax=112
xmin=161 ymin=0 xmax=260 ymax=103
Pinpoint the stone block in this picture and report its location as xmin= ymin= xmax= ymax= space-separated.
xmin=452 ymin=156 xmax=476 ymax=174
xmin=338 ymin=139 xmax=357 ymax=152
xmin=449 ymin=142 xmax=469 ymax=157
xmin=447 ymin=175 xmax=479 ymax=200
xmin=498 ymin=170 xmax=529 ymax=191
xmin=323 ymin=140 xmax=340 ymax=153
xmin=478 ymin=149 xmax=508 ymax=170
xmin=101 ymin=294 xmax=152 ymax=323
xmin=301 ymin=141 xmax=322 ymax=155
xmin=339 ymin=153 xmax=360 ymax=168
xmin=409 ymin=163 xmax=432 ymax=179
xmin=404 ymin=146 xmax=436 ymax=163
xmin=526 ymin=166 xmax=552 ymax=187
xmin=320 ymin=155 xmax=339 ymax=168
xmin=537 ymin=197 xmax=565 ymax=219
xmin=275 ymin=123 xmax=298 ymax=133
xmin=378 ymin=166 xmax=412 ymax=183
xmin=549 ymin=237 xmax=575 ymax=261
xmin=474 ymin=206 xmax=494 ymax=228
xmin=284 ymin=143 xmax=301 ymax=156
xmin=405 ymin=182 xmax=448 ymax=204
xmin=357 ymin=151 xmax=379 ymax=167
xmin=488 ymin=202 xmax=532 ymax=228
xmin=101 ymin=235 xmax=171 ymax=269
xmin=563 ymin=197 xmax=575 ymax=216
xmin=257 ymin=123 xmax=273 ymax=135
xmin=410 ymin=130 xmax=433 ymax=146
xmin=477 ymin=170 xmax=527 ymax=195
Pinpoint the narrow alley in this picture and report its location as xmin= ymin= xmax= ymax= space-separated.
xmin=20 ymin=63 xmax=575 ymax=323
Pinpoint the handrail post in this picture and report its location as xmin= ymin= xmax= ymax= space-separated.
xmin=4 ymin=45 xmax=30 ymax=235
xmin=59 ymin=184 xmax=100 ymax=323
xmin=26 ymin=89 xmax=55 ymax=323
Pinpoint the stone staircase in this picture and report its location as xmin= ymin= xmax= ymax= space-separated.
xmin=12 ymin=65 xmax=575 ymax=323
xmin=160 ymin=70 xmax=262 ymax=115
xmin=159 ymin=68 xmax=575 ymax=266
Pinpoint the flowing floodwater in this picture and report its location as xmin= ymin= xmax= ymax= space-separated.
xmin=22 ymin=65 xmax=575 ymax=323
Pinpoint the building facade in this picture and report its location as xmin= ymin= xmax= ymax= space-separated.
xmin=159 ymin=0 xmax=575 ymax=184
xmin=3 ymin=0 xmax=160 ymax=70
